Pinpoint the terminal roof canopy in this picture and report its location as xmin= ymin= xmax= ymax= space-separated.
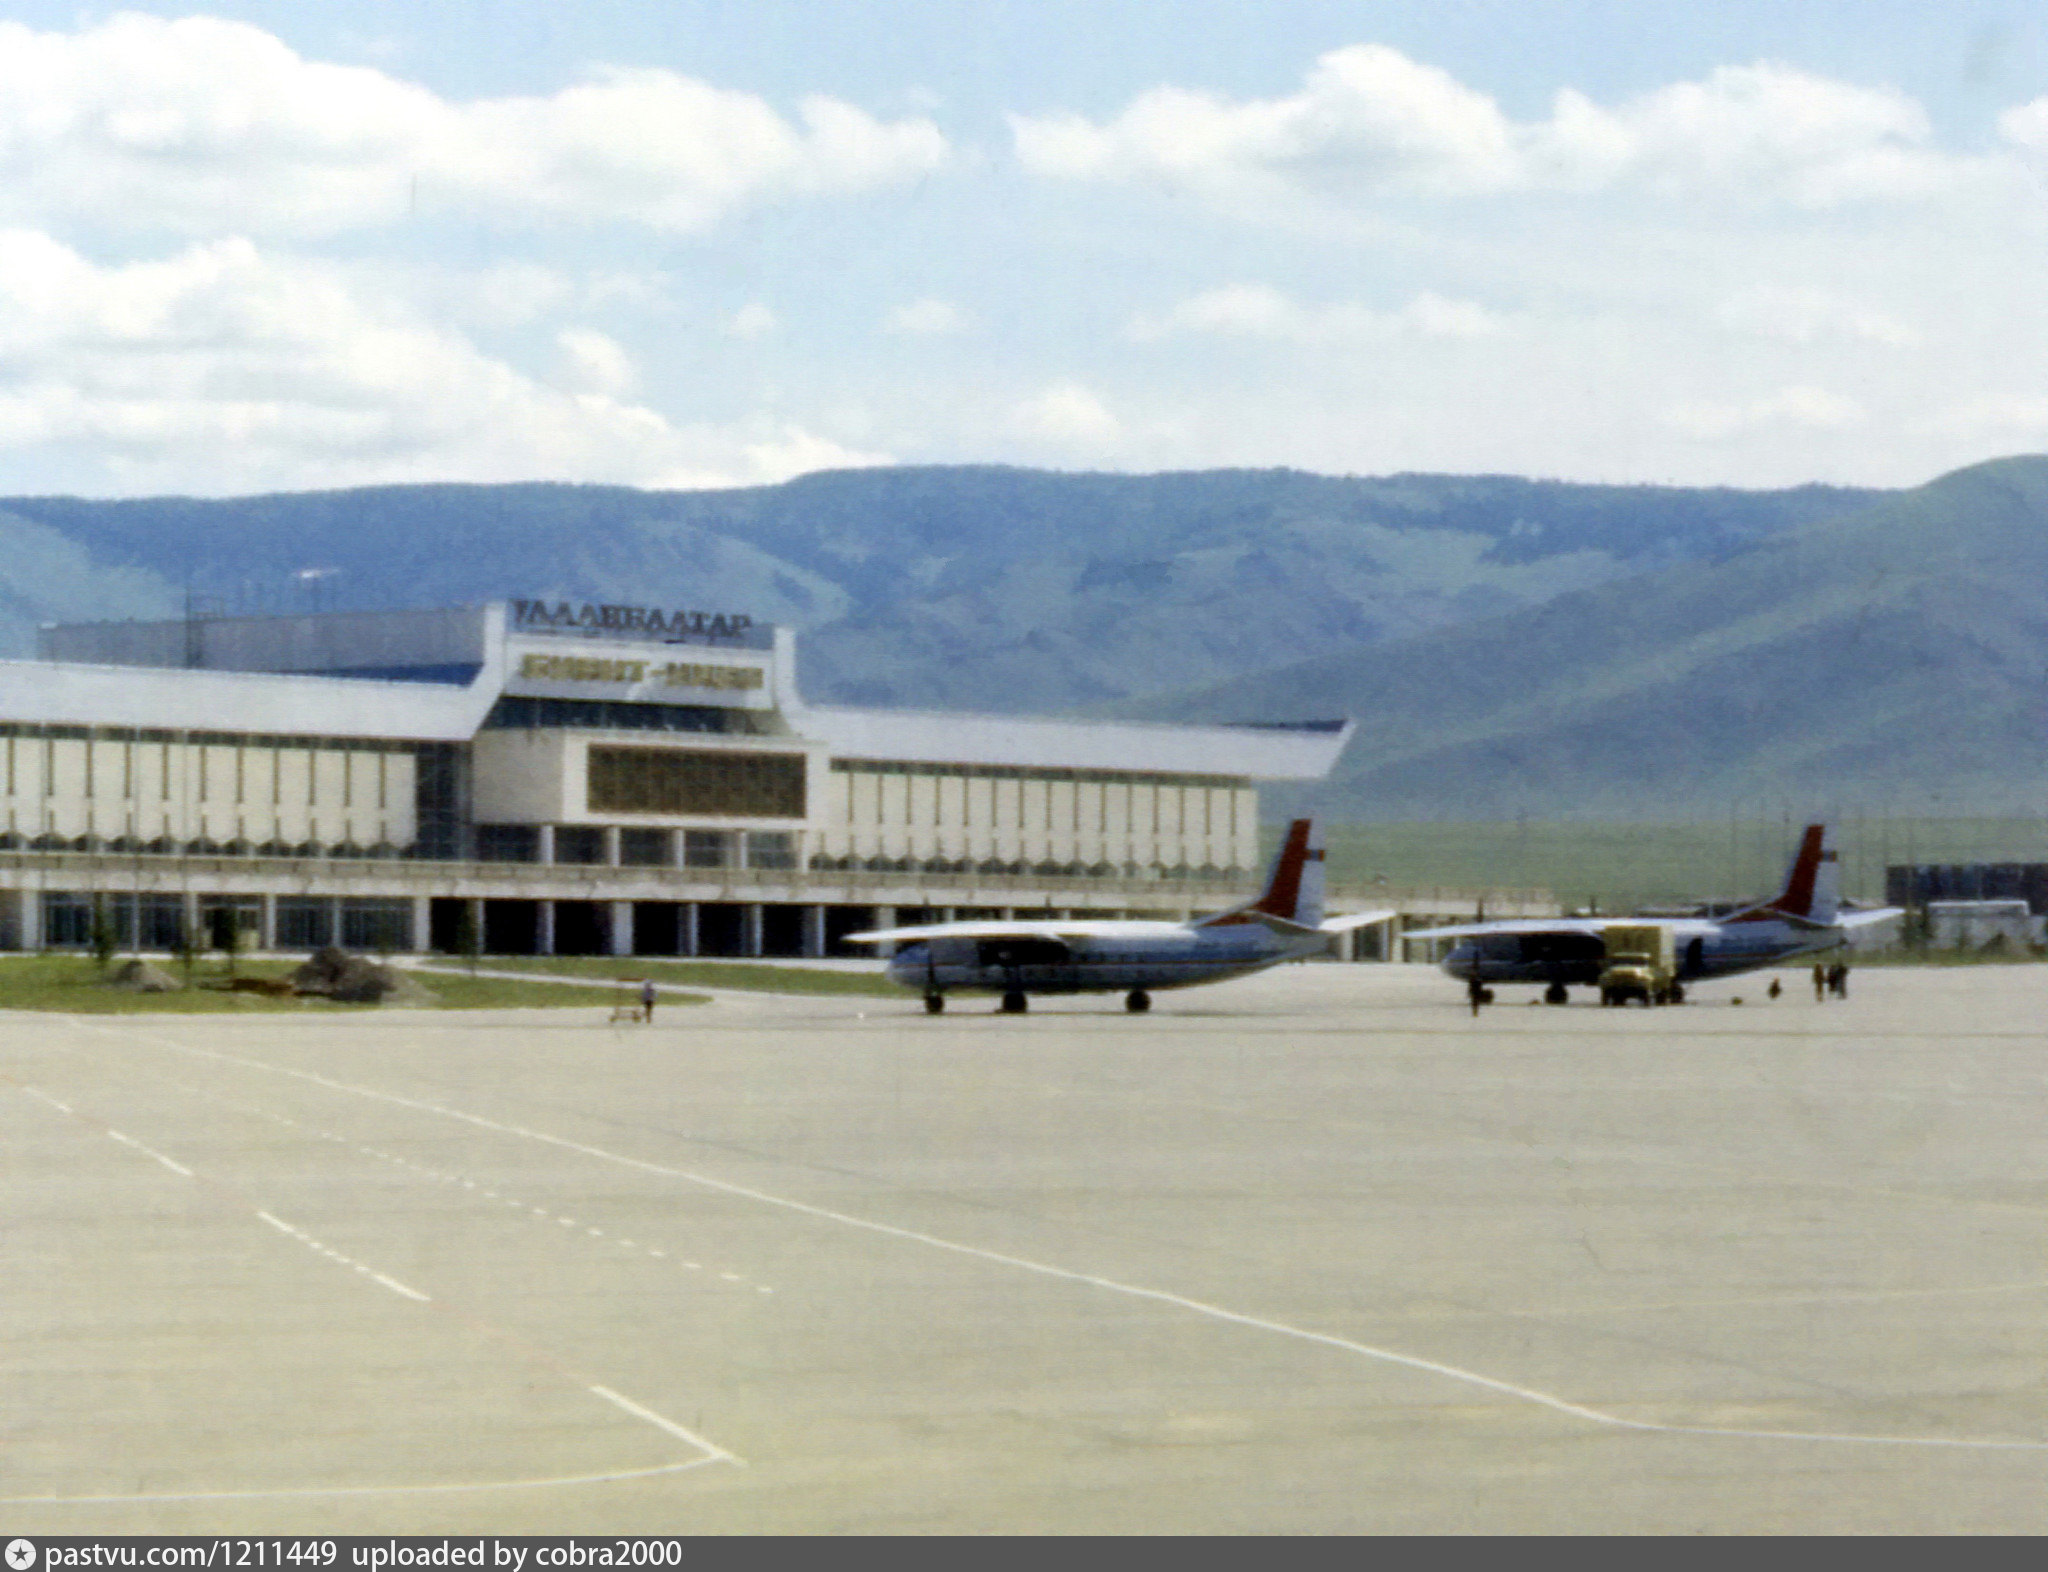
xmin=16 ymin=602 xmax=1353 ymax=779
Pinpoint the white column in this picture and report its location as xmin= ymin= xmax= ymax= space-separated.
xmin=681 ymin=902 xmax=699 ymax=958
xmin=536 ymin=825 xmax=555 ymax=865
xmin=19 ymin=888 xmax=39 ymax=951
xmin=609 ymin=901 xmax=633 ymax=957
xmin=537 ymin=900 xmax=555 ymax=956
xmin=742 ymin=903 xmax=763 ymax=958
xmin=411 ymin=895 xmax=431 ymax=955
xmin=603 ymin=827 xmax=621 ymax=867
xmin=258 ymin=893 xmax=276 ymax=953
xmin=802 ymin=904 xmax=826 ymax=958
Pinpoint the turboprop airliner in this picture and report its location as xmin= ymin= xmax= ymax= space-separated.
xmin=1409 ymin=823 xmax=1901 ymax=1004
xmin=847 ymin=820 xmax=1392 ymax=1014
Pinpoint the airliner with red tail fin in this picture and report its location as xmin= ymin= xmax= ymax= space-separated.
xmin=846 ymin=819 xmax=1391 ymax=1014
xmin=1409 ymin=824 xmax=1901 ymax=1004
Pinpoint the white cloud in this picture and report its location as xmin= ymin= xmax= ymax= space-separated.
xmin=555 ymin=329 xmax=637 ymax=396
xmin=1129 ymin=284 xmax=1504 ymax=343
xmin=885 ymin=298 xmax=969 ymax=335
xmin=1536 ymin=64 xmax=1959 ymax=204
xmin=0 ymin=14 xmax=949 ymax=239
xmin=1012 ymin=381 xmax=1122 ymax=448
xmin=1016 ymin=45 xmax=1982 ymax=213
xmin=1015 ymin=45 xmax=1517 ymax=203
xmin=0 ymin=230 xmax=885 ymax=492
xmin=1923 ymin=394 xmax=2048 ymax=440
xmin=1995 ymin=97 xmax=2048 ymax=158
xmin=1714 ymin=286 xmax=1918 ymax=347
xmin=725 ymin=302 xmax=778 ymax=338
xmin=1663 ymin=385 xmax=1866 ymax=441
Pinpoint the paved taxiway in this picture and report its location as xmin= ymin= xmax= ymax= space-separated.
xmin=7 ymin=963 xmax=2048 ymax=1533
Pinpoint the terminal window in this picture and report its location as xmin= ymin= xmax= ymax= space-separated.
xmin=589 ymin=747 xmax=805 ymax=819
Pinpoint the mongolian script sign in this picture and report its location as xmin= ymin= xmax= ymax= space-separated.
xmin=517 ymin=653 xmax=765 ymax=690
xmin=511 ymin=598 xmax=753 ymax=640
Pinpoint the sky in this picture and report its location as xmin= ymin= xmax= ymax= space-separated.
xmin=3 ymin=3 xmax=2048 ymax=496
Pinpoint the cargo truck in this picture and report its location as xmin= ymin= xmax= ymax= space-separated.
xmin=1598 ymin=922 xmax=1681 ymax=1007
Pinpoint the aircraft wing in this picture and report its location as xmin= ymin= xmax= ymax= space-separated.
xmin=842 ymin=919 xmax=1188 ymax=945
xmin=1318 ymin=909 xmax=1398 ymax=934
xmin=1402 ymin=916 xmax=1721 ymax=941
xmin=1401 ymin=917 xmax=1611 ymax=941
xmin=1834 ymin=906 xmax=1905 ymax=929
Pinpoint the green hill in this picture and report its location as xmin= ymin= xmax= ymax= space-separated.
xmin=0 ymin=467 xmax=1869 ymax=713
xmin=1124 ymin=456 xmax=2048 ymax=820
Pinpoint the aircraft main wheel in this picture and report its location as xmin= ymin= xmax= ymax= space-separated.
xmin=1544 ymin=983 xmax=1569 ymax=1005
xmin=1125 ymin=989 xmax=1151 ymax=1013
xmin=923 ymin=993 xmax=945 ymax=1015
xmin=1000 ymin=990 xmax=1028 ymax=1014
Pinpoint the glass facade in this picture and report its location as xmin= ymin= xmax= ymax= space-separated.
xmin=589 ymin=747 xmax=806 ymax=818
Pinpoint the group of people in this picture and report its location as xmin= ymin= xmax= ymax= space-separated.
xmin=1810 ymin=961 xmax=1850 ymax=1000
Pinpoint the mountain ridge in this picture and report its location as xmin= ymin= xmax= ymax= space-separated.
xmin=0 ymin=466 xmax=1874 ymax=719
xmin=1117 ymin=455 xmax=2048 ymax=819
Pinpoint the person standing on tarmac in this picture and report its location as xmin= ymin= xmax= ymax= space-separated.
xmin=1812 ymin=963 xmax=1827 ymax=1002
xmin=641 ymin=976 xmax=658 ymax=1023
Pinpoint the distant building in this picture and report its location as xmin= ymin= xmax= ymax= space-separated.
xmin=1887 ymin=863 xmax=2048 ymax=949
xmin=1922 ymin=900 xmax=2042 ymax=950
xmin=4 ymin=602 xmax=1356 ymax=957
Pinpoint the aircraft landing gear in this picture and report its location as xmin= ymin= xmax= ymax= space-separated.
xmin=1125 ymin=989 xmax=1151 ymax=1013
xmin=923 ymin=993 xmax=945 ymax=1015
xmin=1544 ymin=982 xmax=1569 ymax=1005
xmin=1000 ymin=990 xmax=1028 ymax=1014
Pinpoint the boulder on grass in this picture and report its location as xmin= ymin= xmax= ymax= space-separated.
xmin=105 ymin=958 xmax=180 ymax=993
xmin=291 ymin=946 xmax=432 ymax=1005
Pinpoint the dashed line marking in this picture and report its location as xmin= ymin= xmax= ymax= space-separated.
xmin=39 ymin=1073 xmax=778 ymax=1299
xmin=328 ymin=1119 xmax=777 ymax=1293
xmin=112 ymin=1026 xmax=2048 ymax=1458
xmin=106 ymin=1128 xmax=195 ymax=1178
xmin=15 ymin=1071 xmax=744 ymax=1493
xmin=256 ymin=1210 xmax=430 ymax=1303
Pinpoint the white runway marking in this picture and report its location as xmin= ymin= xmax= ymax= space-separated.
xmin=256 ymin=1209 xmax=431 ymax=1302
xmin=18 ymin=1065 xmax=746 ymax=1502
xmin=253 ymin=1100 xmax=777 ymax=1294
xmin=106 ymin=1128 xmax=195 ymax=1178
xmin=588 ymin=1385 xmax=743 ymax=1465
xmin=93 ymin=1021 xmax=2048 ymax=1456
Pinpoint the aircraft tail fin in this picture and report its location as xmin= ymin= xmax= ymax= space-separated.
xmin=1194 ymin=819 xmax=1325 ymax=929
xmin=1730 ymin=823 xmax=1841 ymax=924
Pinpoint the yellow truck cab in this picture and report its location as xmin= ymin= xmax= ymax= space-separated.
xmin=1599 ymin=922 xmax=1682 ymax=1007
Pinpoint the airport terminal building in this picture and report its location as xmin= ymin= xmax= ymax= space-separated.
xmin=0 ymin=600 xmax=1355 ymax=957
